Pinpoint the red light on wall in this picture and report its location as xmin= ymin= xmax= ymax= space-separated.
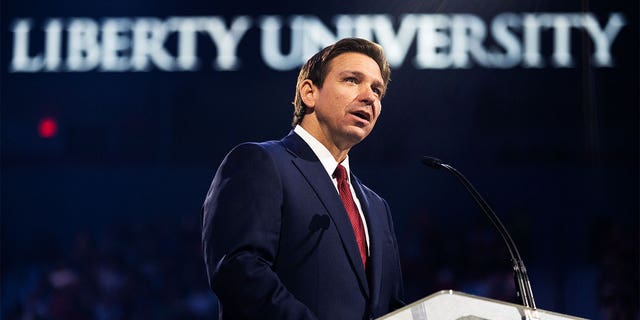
xmin=38 ymin=117 xmax=58 ymax=138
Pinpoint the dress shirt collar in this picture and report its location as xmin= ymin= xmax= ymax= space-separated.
xmin=294 ymin=125 xmax=351 ymax=180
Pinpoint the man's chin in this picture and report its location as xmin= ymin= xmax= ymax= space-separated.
xmin=343 ymin=127 xmax=371 ymax=145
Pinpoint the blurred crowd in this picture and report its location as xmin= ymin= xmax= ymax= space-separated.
xmin=588 ymin=216 xmax=639 ymax=320
xmin=400 ymin=210 xmax=638 ymax=320
xmin=2 ymin=217 xmax=217 ymax=320
xmin=2 ymin=212 xmax=637 ymax=319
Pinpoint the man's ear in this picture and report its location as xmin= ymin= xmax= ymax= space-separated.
xmin=300 ymin=79 xmax=317 ymax=110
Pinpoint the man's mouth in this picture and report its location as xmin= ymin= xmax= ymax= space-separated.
xmin=351 ymin=110 xmax=371 ymax=122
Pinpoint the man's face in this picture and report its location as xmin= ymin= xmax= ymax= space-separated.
xmin=305 ymin=52 xmax=385 ymax=151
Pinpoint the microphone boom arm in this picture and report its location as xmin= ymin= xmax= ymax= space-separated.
xmin=422 ymin=157 xmax=537 ymax=310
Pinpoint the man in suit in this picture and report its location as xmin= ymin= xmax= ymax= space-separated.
xmin=202 ymin=38 xmax=404 ymax=320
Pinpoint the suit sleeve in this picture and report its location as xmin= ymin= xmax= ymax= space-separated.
xmin=202 ymin=143 xmax=318 ymax=320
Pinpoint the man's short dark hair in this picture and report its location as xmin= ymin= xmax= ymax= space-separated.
xmin=291 ymin=38 xmax=391 ymax=127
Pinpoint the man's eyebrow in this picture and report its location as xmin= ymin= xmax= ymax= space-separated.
xmin=338 ymin=70 xmax=361 ymax=77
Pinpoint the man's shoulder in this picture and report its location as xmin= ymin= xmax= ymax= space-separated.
xmin=231 ymin=139 xmax=280 ymax=151
xmin=220 ymin=135 xmax=297 ymax=167
xmin=227 ymin=131 xmax=308 ymax=159
xmin=222 ymin=139 xmax=281 ymax=161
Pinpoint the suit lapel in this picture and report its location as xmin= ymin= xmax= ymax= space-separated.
xmin=281 ymin=132 xmax=370 ymax=297
xmin=351 ymin=174 xmax=383 ymax=309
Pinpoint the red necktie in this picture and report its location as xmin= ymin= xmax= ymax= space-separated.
xmin=334 ymin=164 xmax=367 ymax=269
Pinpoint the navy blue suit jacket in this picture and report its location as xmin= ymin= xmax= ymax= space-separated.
xmin=202 ymin=131 xmax=404 ymax=320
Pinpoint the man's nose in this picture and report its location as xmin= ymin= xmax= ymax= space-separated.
xmin=358 ymin=86 xmax=377 ymax=105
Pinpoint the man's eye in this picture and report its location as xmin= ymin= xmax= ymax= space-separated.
xmin=372 ymin=87 xmax=382 ymax=96
xmin=345 ymin=77 xmax=358 ymax=83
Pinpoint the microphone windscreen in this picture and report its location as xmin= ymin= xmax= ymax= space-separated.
xmin=421 ymin=156 xmax=443 ymax=169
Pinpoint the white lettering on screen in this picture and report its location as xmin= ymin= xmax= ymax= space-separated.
xmin=9 ymin=13 xmax=627 ymax=72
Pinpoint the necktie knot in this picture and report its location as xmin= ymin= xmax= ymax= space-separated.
xmin=334 ymin=164 xmax=348 ymax=183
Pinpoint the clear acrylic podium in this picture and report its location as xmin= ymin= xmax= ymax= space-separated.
xmin=377 ymin=290 xmax=587 ymax=320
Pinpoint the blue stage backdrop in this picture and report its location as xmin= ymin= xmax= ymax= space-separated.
xmin=1 ymin=0 xmax=638 ymax=319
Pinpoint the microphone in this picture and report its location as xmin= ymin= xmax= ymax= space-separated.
xmin=421 ymin=156 xmax=537 ymax=311
xmin=309 ymin=214 xmax=330 ymax=231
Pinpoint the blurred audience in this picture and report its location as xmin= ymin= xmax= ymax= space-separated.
xmin=2 ymin=212 xmax=636 ymax=319
xmin=2 ymin=218 xmax=218 ymax=320
xmin=589 ymin=216 xmax=639 ymax=320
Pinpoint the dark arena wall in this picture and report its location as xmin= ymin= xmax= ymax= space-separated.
xmin=2 ymin=0 xmax=638 ymax=319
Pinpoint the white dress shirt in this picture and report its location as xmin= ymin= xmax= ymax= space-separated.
xmin=294 ymin=125 xmax=370 ymax=253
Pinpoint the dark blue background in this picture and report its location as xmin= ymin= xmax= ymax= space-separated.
xmin=2 ymin=0 xmax=638 ymax=319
